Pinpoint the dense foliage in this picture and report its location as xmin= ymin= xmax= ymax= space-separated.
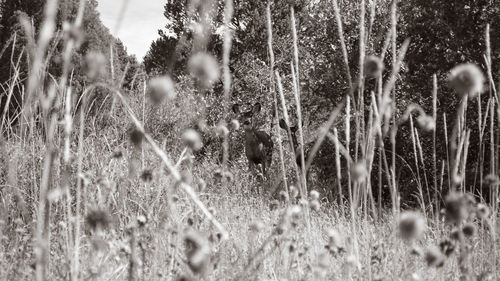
xmin=0 ymin=0 xmax=142 ymax=122
xmin=144 ymin=0 xmax=500 ymax=206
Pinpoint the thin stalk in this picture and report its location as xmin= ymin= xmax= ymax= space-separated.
xmin=409 ymin=115 xmax=426 ymax=215
xmin=290 ymin=7 xmax=308 ymax=197
xmin=267 ymin=3 xmax=288 ymax=198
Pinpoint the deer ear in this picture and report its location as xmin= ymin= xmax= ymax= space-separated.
xmin=279 ymin=119 xmax=288 ymax=129
xmin=232 ymin=104 xmax=240 ymax=114
xmin=252 ymin=102 xmax=261 ymax=114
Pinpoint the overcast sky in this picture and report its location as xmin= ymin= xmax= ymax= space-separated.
xmin=96 ymin=0 xmax=166 ymax=61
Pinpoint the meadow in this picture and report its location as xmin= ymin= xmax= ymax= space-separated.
xmin=0 ymin=0 xmax=499 ymax=280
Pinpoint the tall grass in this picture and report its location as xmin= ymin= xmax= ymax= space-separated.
xmin=0 ymin=0 xmax=499 ymax=280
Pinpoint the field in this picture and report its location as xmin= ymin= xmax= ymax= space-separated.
xmin=0 ymin=0 xmax=499 ymax=280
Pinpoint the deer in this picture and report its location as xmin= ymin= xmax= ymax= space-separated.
xmin=232 ymin=102 xmax=273 ymax=178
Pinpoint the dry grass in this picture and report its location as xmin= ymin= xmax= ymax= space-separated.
xmin=0 ymin=0 xmax=499 ymax=280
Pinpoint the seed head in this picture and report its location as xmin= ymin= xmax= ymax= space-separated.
xmin=448 ymin=63 xmax=485 ymax=98
xmin=444 ymin=192 xmax=468 ymax=224
xmin=476 ymin=203 xmax=490 ymax=219
xmin=223 ymin=171 xmax=234 ymax=182
xmin=137 ymin=215 xmax=147 ymax=227
xmin=140 ymin=169 xmax=153 ymax=182
xmin=318 ymin=252 xmax=330 ymax=269
xmin=111 ymin=150 xmax=123 ymax=159
xmin=148 ymin=76 xmax=176 ymax=104
xmin=215 ymin=124 xmax=229 ymax=138
xmin=310 ymin=190 xmax=320 ymax=200
xmin=63 ymin=21 xmax=84 ymax=46
xmin=197 ymin=178 xmax=207 ymax=192
xmin=249 ymin=221 xmax=264 ymax=232
xmin=129 ymin=128 xmax=144 ymax=148
xmin=269 ymin=200 xmax=279 ymax=211
xmin=326 ymin=229 xmax=344 ymax=254
xmin=364 ymin=55 xmax=384 ymax=78
xmin=287 ymin=205 xmax=302 ymax=223
xmin=351 ymin=160 xmax=368 ymax=183
xmin=462 ymin=222 xmax=476 ymax=237
xmin=184 ymin=230 xmax=210 ymax=274
xmin=230 ymin=119 xmax=240 ymax=130
xmin=85 ymin=209 xmax=111 ymax=231
xmin=207 ymin=207 xmax=217 ymax=216
xmin=410 ymin=245 xmax=423 ymax=256
xmin=483 ymin=174 xmax=500 ymax=187
xmin=91 ymin=238 xmax=108 ymax=252
xmin=84 ymin=51 xmax=107 ymax=82
xmin=398 ymin=211 xmax=426 ymax=241
xmin=417 ymin=114 xmax=435 ymax=132
xmin=439 ymin=239 xmax=455 ymax=257
xmin=424 ymin=246 xmax=445 ymax=268
xmin=182 ymin=129 xmax=203 ymax=151
xmin=310 ymin=200 xmax=320 ymax=212
xmin=450 ymin=228 xmax=461 ymax=240
xmin=289 ymin=185 xmax=299 ymax=199
xmin=188 ymin=52 xmax=220 ymax=89
xmin=298 ymin=198 xmax=309 ymax=208
xmin=279 ymin=190 xmax=289 ymax=202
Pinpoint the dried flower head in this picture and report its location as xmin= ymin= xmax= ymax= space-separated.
xmin=223 ymin=170 xmax=234 ymax=182
xmin=410 ymin=245 xmax=423 ymax=256
xmin=279 ymin=190 xmax=289 ymax=202
xmin=287 ymin=205 xmax=302 ymax=223
xmin=188 ymin=52 xmax=220 ymax=89
xmin=318 ymin=252 xmax=330 ymax=269
xmin=450 ymin=228 xmax=461 ymax=241
xmin=310 ymin=190 xmax=320 ymax=200
xmin=91 ymin=238 xmax=108 ymax=252
xmin=215 ymin=123 xmax=229 ymax=138
xmin=351 ymin=160 xmax=368 ymax=183
xmin=364 ymin=55 xmax=384 ymax=78
xmin=85 ymin=209 xmax=111 ymax=231
xmin=476 ymin=203 xmax=490 ymax=219
xmin=213 ymin=168 xmax=223 ymax=179
xmin=326 ymin=229 xmax=344 ymax=254
xmin=424 ymin=246 xmax=445 ymax=268
xmin=289 ymin=185 xmax=299 ymax=199
xmin=462 ymin=222 xmax=476 ymax=237
xmin=111 ymin=150 xmax=123 ymax=159
xmin=197 ymin=178 xmax=207 ymax=192
xmin=444 ymin=192 xmax=468 ymax=224
xmin=182 ymin=129 xmax=203 ymax=151
xmin=207 ymin=207 xmax=217 ymax=216
xmin=129 ymin=128 xmax=144 ymax=148
xmin=310 ymin=200 xmax=320 ymax=212
xmin=398 ymin=211 xmax=426 ymax=241
xmin=181 ymin=170 xmax=193 ymax=185
xmin=417 ymin=114 xmax=435 ymax=132
xmin=483 ymin=174 xmax=500 ymax=187
xmin=270 ymin=200 xmax=279 ymax=211
xmin=184 ymin=230 xmax=210 ymax=274
xmin=439 ymin=239 xmax=455 ymax=257
xmin=148 ymin=76 xmax=176 ymax=104
xmin=63 ymin=21 xmax=84 ymax=46
xmin=249 ymin=221 xmax=264 ymax=232
xmin=230 ymin=119 xmax=240 ymax=130
xmin=84 ymin=51 xmax=107 ymax=82
xmin=448 ymin=63 xmax=485 ymax=98
xmin=298 ymin=198 xmax=309 ymax=208
xmin=137 ymin=215 xmax=147 ymax=227
xmin=140 ymin=169 xmax=153 ymax=182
